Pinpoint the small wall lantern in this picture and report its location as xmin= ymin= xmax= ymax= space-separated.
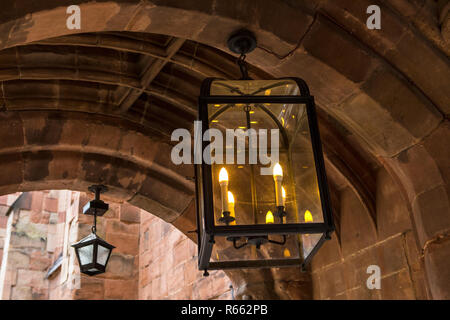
xmin=72 ymin=185 xmax=115 ymax=276
xmin=195 ymin=30 xmax=334 ymax=275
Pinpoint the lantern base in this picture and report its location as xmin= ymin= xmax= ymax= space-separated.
xmin=247 ymin=236 xmax=269 ymax=249
xmin=227 ymin=29 xmax=257 ymax=55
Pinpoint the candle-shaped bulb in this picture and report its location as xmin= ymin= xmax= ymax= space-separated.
xmin=228 ymin=191 xmax=236 ymax=225
xmin=273 ymin=163 xmax=283 ymax=207
xmin=283 ymin=248 xmax=291 ymax=257
xmin=266 ymin=210 xmax=274 ymax=224
xmin=273 ymin=163 xmax=283 ymax=177
xmin=304 ymin=210 xmax=313 ymax=223
xmin=228 ymin=191 xmax=234 ymax=204
xmin=281 ymin=186 xmax=286 ymax=207
xmin=219 ymin=167 xmax=228 ymax=183
xmin=219 ymin=167 xmax=229 ymax=213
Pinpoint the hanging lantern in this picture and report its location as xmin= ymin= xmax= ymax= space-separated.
xmin=72 ymin=185 xmax=115 ymax=276
xmin=195 ymin=30 xmax=334 ymax=275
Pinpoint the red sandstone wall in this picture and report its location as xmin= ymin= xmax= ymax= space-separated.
xmin=310 ymin=168 xmax=429 ymax=299
xmin=71 ymin=195 xmax=141 ymax=300
xmin=139 ymin=213 xmax=232 ymax=300
xmin=0 ymin=173 xmax=432 ymax=300
xmin=0 ymin=191 xmax=63 ymax=299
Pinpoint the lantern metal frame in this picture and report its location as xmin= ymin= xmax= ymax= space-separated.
xmin=195 ymin=77 xmax=335 ymax=273
xmin=72 ymin=232 xmax=115 ymax=276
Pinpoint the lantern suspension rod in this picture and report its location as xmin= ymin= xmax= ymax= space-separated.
xmin=87 ymin=184 xmax=108 ymax=234
xmin=227 ymin=29 xmax=257 ymax=80
xmin=245 ymin=105 xmax=259 ymax=223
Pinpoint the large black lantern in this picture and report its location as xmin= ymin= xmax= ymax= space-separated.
xmin=195 ymin=30 xmax=334 ymax=275
xmin=72 ymin=185 xmax=115 ymax=276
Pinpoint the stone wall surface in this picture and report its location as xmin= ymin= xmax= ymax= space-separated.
xmin=311 ymin=168 xmax=429 ymax=300
xmin=0 ymin=190 xmax=232 ymax=300
xmin=139 ymin=212 xmax=232 ymax=300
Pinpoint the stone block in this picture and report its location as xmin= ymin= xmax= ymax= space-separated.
xmin=347 ymin=285 xmax=381 ymax=300
xmin=119 ymin=202 xmax=141 ymax=223
xmin=103 ymin=254 xmax=135 ymax=279
xmin=106 ymin=232 xmax=139 ymax=256
xmin=172 ymin=200 xmax=197 ymax=242
xmin=362 ymin=67 xmax=442 ymax=141
xmin=424 ymin=237 xmax=450 ymax=299
xmin=173 ymin=239 xmax=190 ymax=268
xmin=11 ymin=286 xmax=32 ymax=300
xmin=376 ymin=168 xmax=412 ymax=240
xmin=106 ymin=219 xmax=139 ymax=235
xmin=316 ymin=263 xmax=347 ymax=299
xmin=30 ymin=251 xmax=51 ymax=271
xmin=74 ymin=277 xmax=104 ymax=300
xmin=0 ymin=153 xmax=23 ymax=194
xmin=167 ymin=263 xmax=184 ymax=294
xmin=193 ymin=277 xmax=213 ymax=300
xmin=386 ymin=30 xmax=450 ymax=115
xmin=375 ymin=235 xmax=408 ymax=275
xmin=43 ymin=197 xmax=58 ymax=213
xmin=7 ymin=250 xmax=30 ymax=269
xmin=340 ymin=188 xmax=377 ymax=257
xmin=380 ymin=270 xmax=415 ymax=299
xmin=184 ymin=259 xmax=198 ymax=286
xmin=343 ymin=246 xmax=379 ymax=290
xmin=16 ymin=269 xmax=47 ymax=288
xmin=303 ymin=15 xmax=377 ymax=84
xmin=104 ymin=279 xmax=138 ymax=300
xmin=412 ymin=185 xmax=450 ymax=246
xmin=311 ymin=235 xmax=342 ymax=270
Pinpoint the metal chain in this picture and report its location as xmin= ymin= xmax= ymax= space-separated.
xmin=237 ymin=54 xmax=249 ymax=80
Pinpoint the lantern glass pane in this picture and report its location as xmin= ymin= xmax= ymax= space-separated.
xmin=211 ymin=234 xmax=301 ymax=262
xmin=77 ymin=244 xmax=94 ymax=266
xmin=207 ymin=79 xmax=323 ymax=228
xmin=96 ymin=243 xmax=111 ymax=266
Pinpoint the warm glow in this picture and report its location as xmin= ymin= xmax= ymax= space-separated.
xmin=265 ymin=89 xmax=271 ymax=95
xmin=304 ymin=210 xmax=313 ymax=223
xmin=283 ymin=248 xmax=291 ymax=257
xmin=273 ymin=163 xmax=283 ymax=177
xmin=282 ymin=186 xmax=286 ymax=200
xmin=228 ymin=191 xmax=235 ymax=204
xmin=219 ymin=167 xmax=228 ymax=183
xmin=266 ymin=210 xmax=274 ymax=224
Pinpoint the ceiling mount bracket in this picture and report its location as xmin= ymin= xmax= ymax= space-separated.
xmin=227 ymin=29 xmax=257 ymax=55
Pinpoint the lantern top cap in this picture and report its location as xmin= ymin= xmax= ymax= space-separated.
xmin=71 ymin=232 xmax=115 ymax=249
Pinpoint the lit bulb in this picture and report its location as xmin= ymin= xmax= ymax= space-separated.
xmin=228 ymin=191 xmax=236 ymax=225
xmin=266 ymin=210 xmax=274 ymax=224
xmin=304 ymin=210 xmax=313 ymax=223
xmin=228 ymin=191 xmax=234 ymax=204
xmin=273 ymin=163 xmax=283 ymax=177
xmin=219 ymin=167 xmax=228 ymax=183
xmin=283 ymin=248 xmax=291 ymax=257
xmin=273 ymin=163 xmax=283 ymax=207
xmin=282 ymin=186 xmax=286 ymax=200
